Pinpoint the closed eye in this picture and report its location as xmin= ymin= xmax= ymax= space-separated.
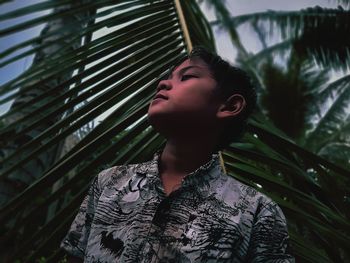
xmin=181 ymin=75 xmax=197 ymax=81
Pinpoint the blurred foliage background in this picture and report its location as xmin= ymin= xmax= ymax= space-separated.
xmin=0 ymin=0 xmax=349 ymax=262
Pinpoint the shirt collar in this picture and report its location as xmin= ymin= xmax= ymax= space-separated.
xmin=135 ymin=151 xmax=222 ymax=186
xmin=181 ymin=153 xmax=221 ymax=187
xmin=134 ymin=153 xmax=159 ymax=176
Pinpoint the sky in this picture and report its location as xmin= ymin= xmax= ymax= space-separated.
xmin=0 ymin=0 xmax=49 ymax=113
xmin=203 ymin=0 xmax=338 ymax=63
xmin=0 ymin=0 xmax=48 ymax=85
xmin=0 ymin=0 xmax=340 ymax=115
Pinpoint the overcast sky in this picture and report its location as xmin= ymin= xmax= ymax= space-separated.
xmin=0 ymin=0 xmax=339 ymax=114
xmin=201 ymin=0 xmax=338 ymax=63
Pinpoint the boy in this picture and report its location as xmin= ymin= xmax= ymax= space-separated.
xmin=61 ymin=47 xmax=294 ymax=262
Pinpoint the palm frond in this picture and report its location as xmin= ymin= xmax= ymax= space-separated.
xmin=337 ymin=0 xmax=350 ymax=8
xmin=1 ymin=1 xmax=349 ymax=262
xmin=223 ymin=115 xmax=350 ymax=261
xmin=305 ymin=80 xmax=350 ymax=155
xmin=211 ymin=6 xmax=349 ymax=36
xmin=0 ymin=0 xmax=215 ymax=261
xmin=211 ymin=6 xmax=350 ymax=70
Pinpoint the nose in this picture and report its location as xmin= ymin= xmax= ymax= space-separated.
xmin=157 ymin=79 xmax=172 ymax=92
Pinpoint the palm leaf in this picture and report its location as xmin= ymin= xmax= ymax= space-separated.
xmin=0 ymin=0 xmax=213 ymax=261
xmin=305 ymin=80 xmax=350 ymax=166
xmin=223 ymin=115 xmax=350 ymax=262
xmin=211 ymin=6 xmax=350 ymax=70
xmin=0 ymin=1 xmax=349 ymax=262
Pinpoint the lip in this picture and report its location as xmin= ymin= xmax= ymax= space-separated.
xmin=153 ymin=93 xmax=168 ymax=100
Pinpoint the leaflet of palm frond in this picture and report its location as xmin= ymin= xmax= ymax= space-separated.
xmin=305 ymin=84 xmax=350 ymax=155
xmin=0 ymin=17 xmax=176 ymax=127
xmin=224 ymin=142 xmax=339 ymax=212
xmin=0 ymin=0 xmax=72 ymax=21
xmin=211 ymin=6 xmax=350 ymax=69
xmin=0 ymin=1 xmax=173 ymax=76
xmin=225 ymin=142 xmax=335 ymax=213
xmin=212 ymin=7 xmax=349 ymax=37
xmin=0 ymin=48 xmax=184 ymax=220
xmin=22 ymin=132 xmax=162 ymax=262
xmin=224 ymin=144 xmax=348 ymax=224
xmin=0 ymin=101 xmax=146 ymax=224
xmin=303 ymin=74 xmax=349 ymax=135
xmin=225 ymin=159 xmax=350 ymax=237
xmin=258 ymin=62 xmax=310 ymax=139
xmin=336 ymin=0 xmax=350 ymax=8
xmin=245 ymin=120 xmax=349 ymax=219
xmin=19 ymin=119 xmax=154 ymax=233
xmin=0 ymin=0 xmax=148 ymax=37
xmin=7 ymin=112 xmax=162 ymax=262
xmin=16 ymin=119 xmax=154 ymax=237
xmin=0 ymin=0 xmax=97 ymax=213
xmin=0 ymin=1 xmax=174 ymax=98
xmin=2 ymin=0 xmax=349 ymax=262
xmin=0 ymin=43 xmax=183 ymax=188
xmin=224 ymin=122 xmax=350 ymax=261
xmin=244 ymin=121 xmax=349 ymax=223
xmin=203 ymin=1 xmax=274 ymax=96
xmin=180 ymin=0 xmax=215 ymax=50
xmin=293 ymin=11 xmax=350 ymax=70
xmin=248 ymin=120 xmax=349 ymax=177
xmin=289 ymin=230 xmax=330 ymax=263
xmin=8 ymin=119 xmax=154 ymax=260
xmin=0 ymin=25 xmax=181 ymax=146
xmin=224 ymin=160 xmax=349 ymax=262
xmin=318 ymin=142 xmax=350 ymax=170
xmin=206 ymin=0 xmax=248 ymax=56
xmin=244 ymin=40 xmax=292 ymax=66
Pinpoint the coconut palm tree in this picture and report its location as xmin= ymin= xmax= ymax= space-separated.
xmin=209 ymin=1 xmax=350 ymax=170
xmin=0 ymin=0 xmax=93 ymax=208
xmin=0 ymin=0 xmax=349 ymax=262
xmin=208 ymin=1 xmax=350 ymax=262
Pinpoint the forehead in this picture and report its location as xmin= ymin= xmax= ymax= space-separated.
xmin=171 ymin=58 xmax=212 ymax=75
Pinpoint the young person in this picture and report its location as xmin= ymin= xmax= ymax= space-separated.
xmin=61 ymin=47 xmax=294 ymax=262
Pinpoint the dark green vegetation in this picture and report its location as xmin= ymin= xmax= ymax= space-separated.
xmin=0 ymin=0 xmax=349 ymax=262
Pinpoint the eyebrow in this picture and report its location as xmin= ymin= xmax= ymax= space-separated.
xmin=168 ymin=65 xmax=203 ymax=79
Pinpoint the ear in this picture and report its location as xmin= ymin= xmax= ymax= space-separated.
xmin=217 ymin=94 xmax=246 ymax=119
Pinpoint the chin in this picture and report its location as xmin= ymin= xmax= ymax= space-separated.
xmin=147 ymin=113 xmax=173 ymax=137
xmin=148 ymin=113 xmax=163 ymax=129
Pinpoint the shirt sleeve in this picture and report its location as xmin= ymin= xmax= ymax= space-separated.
xmin=60 ymin=173 xmax=102 ymax=259
xmin=247 ymin=200 xmax=295 ymax=263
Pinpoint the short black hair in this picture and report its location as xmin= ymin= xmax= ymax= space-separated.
xmin=169 ymin=46 xmax=257 ymax=150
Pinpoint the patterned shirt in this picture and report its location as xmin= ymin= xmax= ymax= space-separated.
xmin=61 ymin=153 xmax=294 ymax=262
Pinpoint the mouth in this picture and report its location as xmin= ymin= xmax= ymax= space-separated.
xmin=153 ymin=93 xmax=168 ymax=100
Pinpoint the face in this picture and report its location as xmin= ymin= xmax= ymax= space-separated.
xmin=148 ymin=58 xmax=222 ymax=135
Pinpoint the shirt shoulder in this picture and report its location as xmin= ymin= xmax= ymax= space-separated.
xmin=214 ymin=173 xmax=281 ymax=216
xmin=96 ymin=158 xmax=157 ymax=190
xmin=216 ymin=172 xmax=265 ymax=199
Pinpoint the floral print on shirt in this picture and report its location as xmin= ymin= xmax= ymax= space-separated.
xmin=61 ymin=153 xmax=294 ymax=262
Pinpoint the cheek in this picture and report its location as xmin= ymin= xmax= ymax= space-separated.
xmin=175 ymin=87 xmax=210 ymax=105
xmin=173 ymin=99 xmax=218 ymax=120
xmin=176 ymin=90 xmax=218 ymax=112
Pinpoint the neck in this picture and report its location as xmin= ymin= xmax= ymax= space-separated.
xmin=160 ymin=136 xmax=216 ymax=176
